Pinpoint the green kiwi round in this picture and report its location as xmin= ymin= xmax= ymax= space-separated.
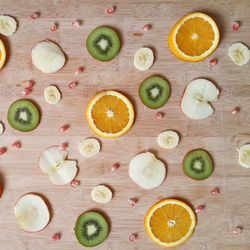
xmin=183 ymin=149 xmax=213 ymax=180
xmin=86 ymin=26 xmax=121 ymax=62
xmin=75 ymin=211 xmax=109 ymax=247
xmin=7 ymin=99 xmax=40 ymax=132
xmin=139 ymin=75 xmax=171 ymax=109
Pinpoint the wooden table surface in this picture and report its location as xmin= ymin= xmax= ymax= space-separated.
xmin=1 ymin=0 xmax=250 ymax=249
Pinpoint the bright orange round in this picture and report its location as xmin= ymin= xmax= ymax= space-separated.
xmin=145 ymin=199 xmax=196 ymax=248
xmin=168 ymin=12 xmax=220 ymax=62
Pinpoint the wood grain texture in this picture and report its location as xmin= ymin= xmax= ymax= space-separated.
xmin=0 ymin=0 xmax=250 ymax=249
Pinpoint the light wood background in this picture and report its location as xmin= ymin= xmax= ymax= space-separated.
xmin=0 ymin=0 xmax=250 ymax=249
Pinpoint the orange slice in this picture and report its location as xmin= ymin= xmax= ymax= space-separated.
xmin=145 ymin=199 xmax=196 ymax=248
xmin=86 ymin=90 xmax=134 ymax=138
xmin=0 ymin=38 xmax=6 ymax=69
xmin=168 ymin=12 xmax=220 ymax=62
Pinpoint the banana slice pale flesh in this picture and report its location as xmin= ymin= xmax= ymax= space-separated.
xmin=157 ymin=130 xmax=180 ymax=149
xmin=0 ymin=15 xmax=17 ymax=36
xmin=79 ymin=138 xmax=101 ymax=158
xmin=91 ymin=185 xmax=113 ymax=203
xmin=134 ymin=47 xmax=154 ymax=71
xmin=44 ymin=86 xmax=61 ymax=104
xmin=228 ymin=42 xmax=250 ymax=66
xmin=238 ymin=144 xmax=250 ymax=168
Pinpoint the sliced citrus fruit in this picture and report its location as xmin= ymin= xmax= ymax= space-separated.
xmin=145 ymin=199 xmax=196 ymax=248
xmin=168 ymin=12 xmax=220 ymax=62
xmin=0 ymin=38 xmax=6 ymax=69
xmin=86 ymin=90 xmax=134 ymax=138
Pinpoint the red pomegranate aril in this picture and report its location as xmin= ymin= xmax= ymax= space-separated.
xmin=12 ymin=141 xmax=21 ymax=149
xmin=59 ymin=124 xmax=70 ymax=132
xmin=210 ymin=187 xmax=220 ymax=196
xmin=129 ymin=233 xmax=137 ymax=242
xmin=128 ymin=198 xmax=137 ymax=206
xmin=31 ymin=12 xmax=40 ymax=20
xmin=107 ymin=6 xmax=115 ymax=14
xmin=69 ymin=82 xmax=78 ymax=89
xmin=195 ymin=205 xmax=205 ymax=214
xmin=52 ymin=233 xmax=61 ymax=241
xmin=72 ymin=20 xmax=80 ymax=27
xmin=111 ymin=162 xmax=120 ymax=171
xmin=155 ymin=112 xmax=164 ymax=120
xmin=0 ymin=147 xmax=7 ymax=155
xmin=232 ymin=226 xmax=242 ymax=234
xmin=22 ymin=89 xmax=31 ymax=96
xmin=71 ymin=179 xmax=80 ymax=187
xmin=50 ymin=23 xmax=58 ymax=32
xmin=210 ymin=58 xmax=217 ymax=66
xmin=232 ymin=21 xmax=240 ymax=31
xmin=59 ymin=142 xmax=68 ymax=150
xmin=143 ymin=24 xmax=152 ymax=31
xmin=75 ymin=66 xmax=85 ymax=75
xmin=232 ymin=107 xmax=240 ymax=115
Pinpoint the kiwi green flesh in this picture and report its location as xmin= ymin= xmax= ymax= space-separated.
xmin=75 ymin=211 xmax=109 ymax=247
xmin=7 ymin=99 xmax=40 ymax=132
xmin=139 ymin=76 xmax=171 ymax=109
xmin=86 ymin=26 xmax=121 ymax=62
xmin=183 ymin=149 xmax=213 ymax=180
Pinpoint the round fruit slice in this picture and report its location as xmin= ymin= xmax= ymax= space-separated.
xmin=0 ymin=38 xmax=6 ymax=70
xmin=139 ymin=75 xmax=171 ymax=109
xmin=157 ymin=130 xmax=180 ymax=149
xmin=75 ymin=211 xmax=109 ymax=247
xmin=183 ymin=149 xmax=213 ymax=180
xmin=86 ymin=26 xmax=121 ymax=62
xmin=31 ymin=41 xmax=66 ymax=73
xmin=228 ymin=42 xmax=250 ymax=66
xmin=86 ymin=90 xmax=134 ymax=138
xmin=44 ymin=85 xmax=61 ymax=104
xmin=134 ymin=47 xmax=154 ymax=71
xmin=238 ymin=144 xmax=250 ymax=168
xmin=169 ymin=12 xmax=220 ymax=62
xmin=7 ymin=99 xmax=40 ymax=132
xmin=79 ymin=138 xmax=101 ymax=158
xmin=145 ymin=199 xmax=196 ymax=248
xmin=129 ymin=152 xmax=166 ymax=189
xmin=14 ymin=193 xmax=50 ymax=232
xmin=91 ymin=185 xmax=113 ymax=203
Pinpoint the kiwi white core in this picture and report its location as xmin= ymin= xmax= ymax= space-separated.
xmin=98 ymin=39 xmax=108 ymax=50
xmin=87 ymin=224 xmax=97 ymax=235
xmin=19 ymin=111 xmax=28 ymax=121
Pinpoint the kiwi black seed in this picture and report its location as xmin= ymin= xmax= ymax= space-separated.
xmin=75 ymin=211 xmax=109 ymax=247
xmin=139 ymin=75 xmax=171 ymax=109
xmin=7 ymin=99 xmax=40 ymax=132
xmin=86 ymin=26 xmax=121 ymax=62
xmin=183 ymin=149 xmax=213 ymax=180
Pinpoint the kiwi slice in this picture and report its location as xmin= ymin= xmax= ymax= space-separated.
xmin=139 ymin=75 xmax=171 ymax=109
xmin=183 ymin=149 xmax=213 ymax=180
xmin=86 ymin=26 xmax=121 ymax=62
xmin=75 ymin=211 xmax=109 ymax=247
xmin=7 ymin=99 xmax=40 ymax=132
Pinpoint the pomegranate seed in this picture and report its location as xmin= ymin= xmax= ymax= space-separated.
xmin=129 ymin=233 xmax=137 ymax=242
xmin=12 ymin=141 xmax=21 ymax=149
xmin=106 ymin=6 xmax=116 ymax=14
xmin=111 ymin=162 xmax=120 ymax=171
xmin=50 ymin=23 xmax=58 ymax=32
xmin=195 ymin=205 xmax=205 ymax=214
xmin=51 ymin=233 xmax=61 ymax=241
xmin=22 ymin=89 xmax=32 ymax=96
xmin=143 ymin=24 xmax=152 ymax=31
xmin=72 ymin=20 xmax=80 ymax=27
xmin=155 ymin=112 xmax=164 ymax=120
xmin=232 ymin=21 xmax=240 ymax=31
xmin=71 ymin=179 xmax=80 ymax=187
xmin=59 ymin=142 xmax=68 ymax=150
xmin=232 ymin=226 xmax=242 ymax=234
xmin=25 ymin=86 xmax=33 ymax=91
xmin=210 ymin=187 xmax=220 ymax=196
xmin=210 ymin=58 xmax=217 ymax=66
xmin=232 ymin=107 xmax=240 ymax=115
xmin=59 ymin=124 xmax=70 ymax=132
xmin=0 ymin=147 xmax=7 ymax=156
xmin=31 ymin=12 xmax=40 ymax=20
xmin=69 ymin=81 xmax=78 ymax=89
xmin=75 ymin=66 xmax=85 ymax=75
xmin=128 ymin=198 xmax=137 ymax=206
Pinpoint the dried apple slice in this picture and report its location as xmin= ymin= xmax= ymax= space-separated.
xmin=39 ymin=146 xmax=78 ymax=185
xmin=14 ymin=193 xmax=50 ymax=232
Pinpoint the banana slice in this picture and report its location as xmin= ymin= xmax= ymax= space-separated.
xmin=0 ymin=15 xmax=17 ymax=36
xmin=91 ymin=185 xmax=113 ymax=203
xmin=129 ymin=152 xmax=166 ymax=189
xmin=238 ymin=144 xmax=250 ymax=168
xmin=0 ymin=122 xmax=4 ymax=135
xmin=44 ymin=86 xmax=61 ymax=104
xmin=79 ymin=138 xmax=101 ymax=158
xmin=134 ymin=47 xmax=154 ymax=71
xmin=228 ymin=42 xmax=250 ymax=66
xmin=157 ymin=130 xmax=180 ymax=149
